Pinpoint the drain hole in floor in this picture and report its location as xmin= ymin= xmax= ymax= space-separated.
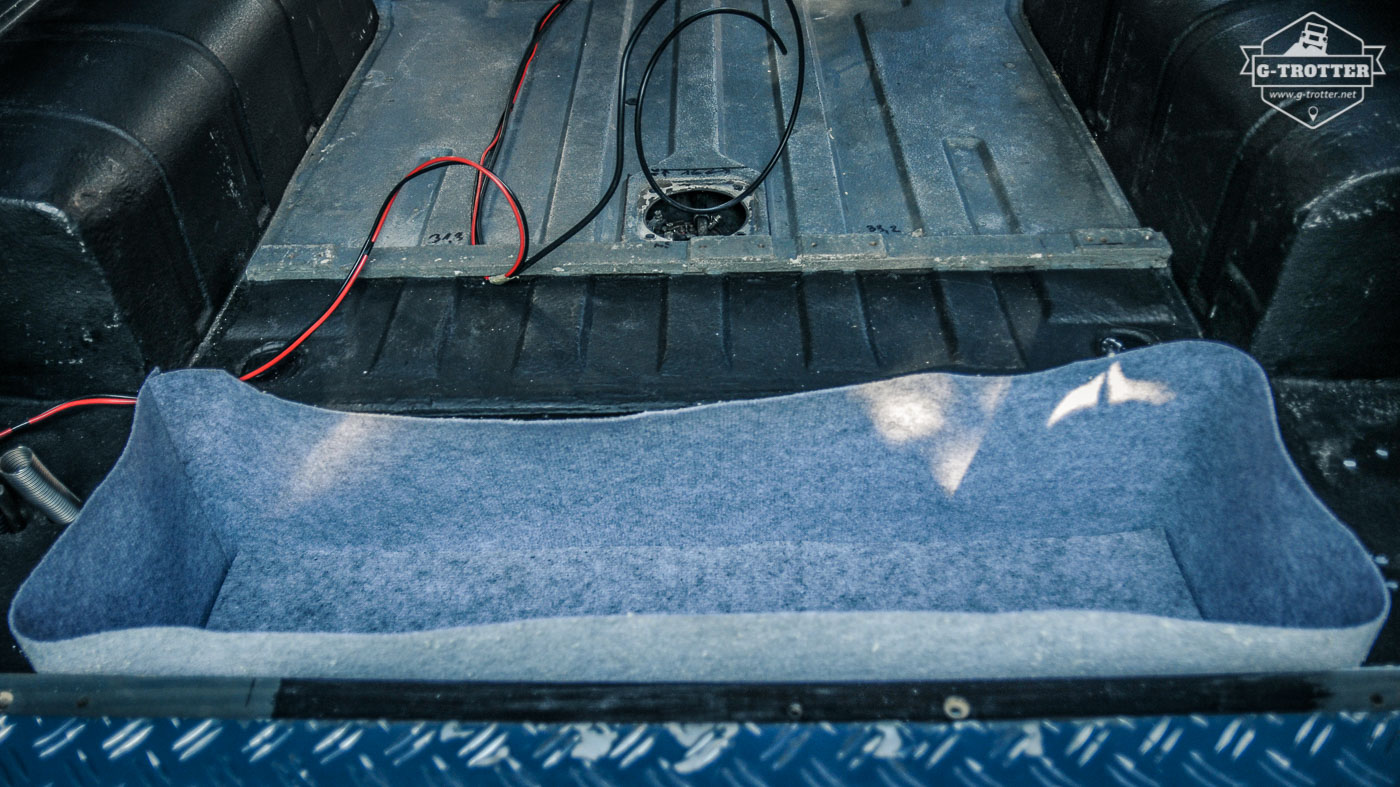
xmin=644 ymin=189 xmax=747 ymax=240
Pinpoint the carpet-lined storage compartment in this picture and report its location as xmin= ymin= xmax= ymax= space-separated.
xmin=10 ymin=342 xmax=1388 ymax=680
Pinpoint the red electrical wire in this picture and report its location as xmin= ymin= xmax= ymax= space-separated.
xmin=470 ymin=1 xmax=565 ymax=245
xmin=240 ymin=155 xmax=528 ymax=382
xmin=2 ymin=155 xmax=528 ymax=441
xmin=237 ymin=252 xmax=372 ymax=382
xmin=0 ymin=396 xmax=138 ymax=442
xmin=511 ymin=10 xmax=556 ymax=105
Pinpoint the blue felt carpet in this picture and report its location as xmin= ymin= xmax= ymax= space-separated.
xmin=10 ymin=341 xmax=1388 ymax=680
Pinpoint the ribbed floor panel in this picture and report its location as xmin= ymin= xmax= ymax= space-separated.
xmin=242 ymin=0 xmax=1168 ymax=277
xmin=201 ymin=269 xmax=1197 ymax=414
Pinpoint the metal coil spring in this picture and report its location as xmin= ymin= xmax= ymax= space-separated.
xmin=0 ymin=446 xmax=80 ymax=525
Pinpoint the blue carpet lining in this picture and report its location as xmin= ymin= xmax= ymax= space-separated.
xmin=9 ymin=341 xmax=1388 ymax=679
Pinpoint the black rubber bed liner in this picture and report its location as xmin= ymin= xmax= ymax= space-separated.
xmin=0 ymin=0 xmax=1393 ymax=723
xmin=0 ymin=0 xmax=1207 ymax=672
xmin=236 ymin=0 xmax=1167 ymax=277
xmin=196 ymin=0 xmax=1200 ymax=413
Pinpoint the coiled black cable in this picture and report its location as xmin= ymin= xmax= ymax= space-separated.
xmin=634 ymin=8 xmax=801 ymax=216
xmin=510 ymin=0 xmax=806 ymax=276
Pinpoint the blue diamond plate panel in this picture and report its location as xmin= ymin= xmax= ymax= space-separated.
xmin=0 ymin=712 xmax=1396 ymax=785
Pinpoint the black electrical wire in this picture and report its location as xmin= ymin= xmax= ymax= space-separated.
xmin=634 ymin=8 xmax=794 ymax=215
xmin=507 ymin=0 xmax=807 ymax=277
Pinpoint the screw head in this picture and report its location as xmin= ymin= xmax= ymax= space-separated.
xmin=943 ymin=695 xmax=971 ymax=720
